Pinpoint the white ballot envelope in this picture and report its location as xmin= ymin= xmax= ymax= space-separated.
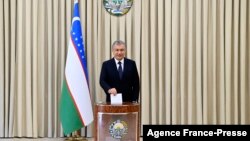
xmin=111 ymin=93 xmax=123 ymax=104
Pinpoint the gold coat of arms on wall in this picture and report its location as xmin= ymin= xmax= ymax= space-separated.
xmin=103 ymin=0 xmax=133 ymax=16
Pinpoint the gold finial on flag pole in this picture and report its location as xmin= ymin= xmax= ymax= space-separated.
xmin=65 ymin=130 xmax=88 ymax=141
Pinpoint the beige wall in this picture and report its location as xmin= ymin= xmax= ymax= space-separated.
xmin=0 ymin=0 xmax=249 ymax=138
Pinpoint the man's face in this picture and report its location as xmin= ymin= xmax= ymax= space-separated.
xmin=112 ymin=44 xmax=126 ymax=61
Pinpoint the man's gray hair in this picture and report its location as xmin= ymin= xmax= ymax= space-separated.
xmin=112 ymin=40 xmax=126 ymax=49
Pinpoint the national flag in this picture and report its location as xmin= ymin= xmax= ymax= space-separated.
xmin=59 ymin=0 xmax=93 ymax=135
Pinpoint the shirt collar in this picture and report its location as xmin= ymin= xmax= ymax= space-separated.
xmin=114 ymin=58 xmax=124 ymax=64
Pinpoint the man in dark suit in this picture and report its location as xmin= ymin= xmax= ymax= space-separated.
xmin=100 ymin=40 xmax=140 ymax=102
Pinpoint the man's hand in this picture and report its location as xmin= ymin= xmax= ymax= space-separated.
xmin=108 ymin=88 xmax=117 ymax=95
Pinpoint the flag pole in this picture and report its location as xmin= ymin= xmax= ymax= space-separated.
xmin=65 ymin=130 xmax=88 ymax=141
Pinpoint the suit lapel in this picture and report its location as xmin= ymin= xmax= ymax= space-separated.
xmin=122 ymin=58 xmax=128 ymax=79
xmin=111 ymin=58 xmax=120 ymax=80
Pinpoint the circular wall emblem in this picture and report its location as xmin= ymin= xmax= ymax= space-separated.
xmin=103 ymin=0 xmax=133 ymax=16
xmin=109 ymin=119 xmax=128 ymax=139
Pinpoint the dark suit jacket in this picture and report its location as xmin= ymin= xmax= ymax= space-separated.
xmin=100 ymin=58 xmax=140 ymax=102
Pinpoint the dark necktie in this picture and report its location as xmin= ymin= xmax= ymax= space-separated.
xmin=118 ymin=61 xmax=123 ymax=79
